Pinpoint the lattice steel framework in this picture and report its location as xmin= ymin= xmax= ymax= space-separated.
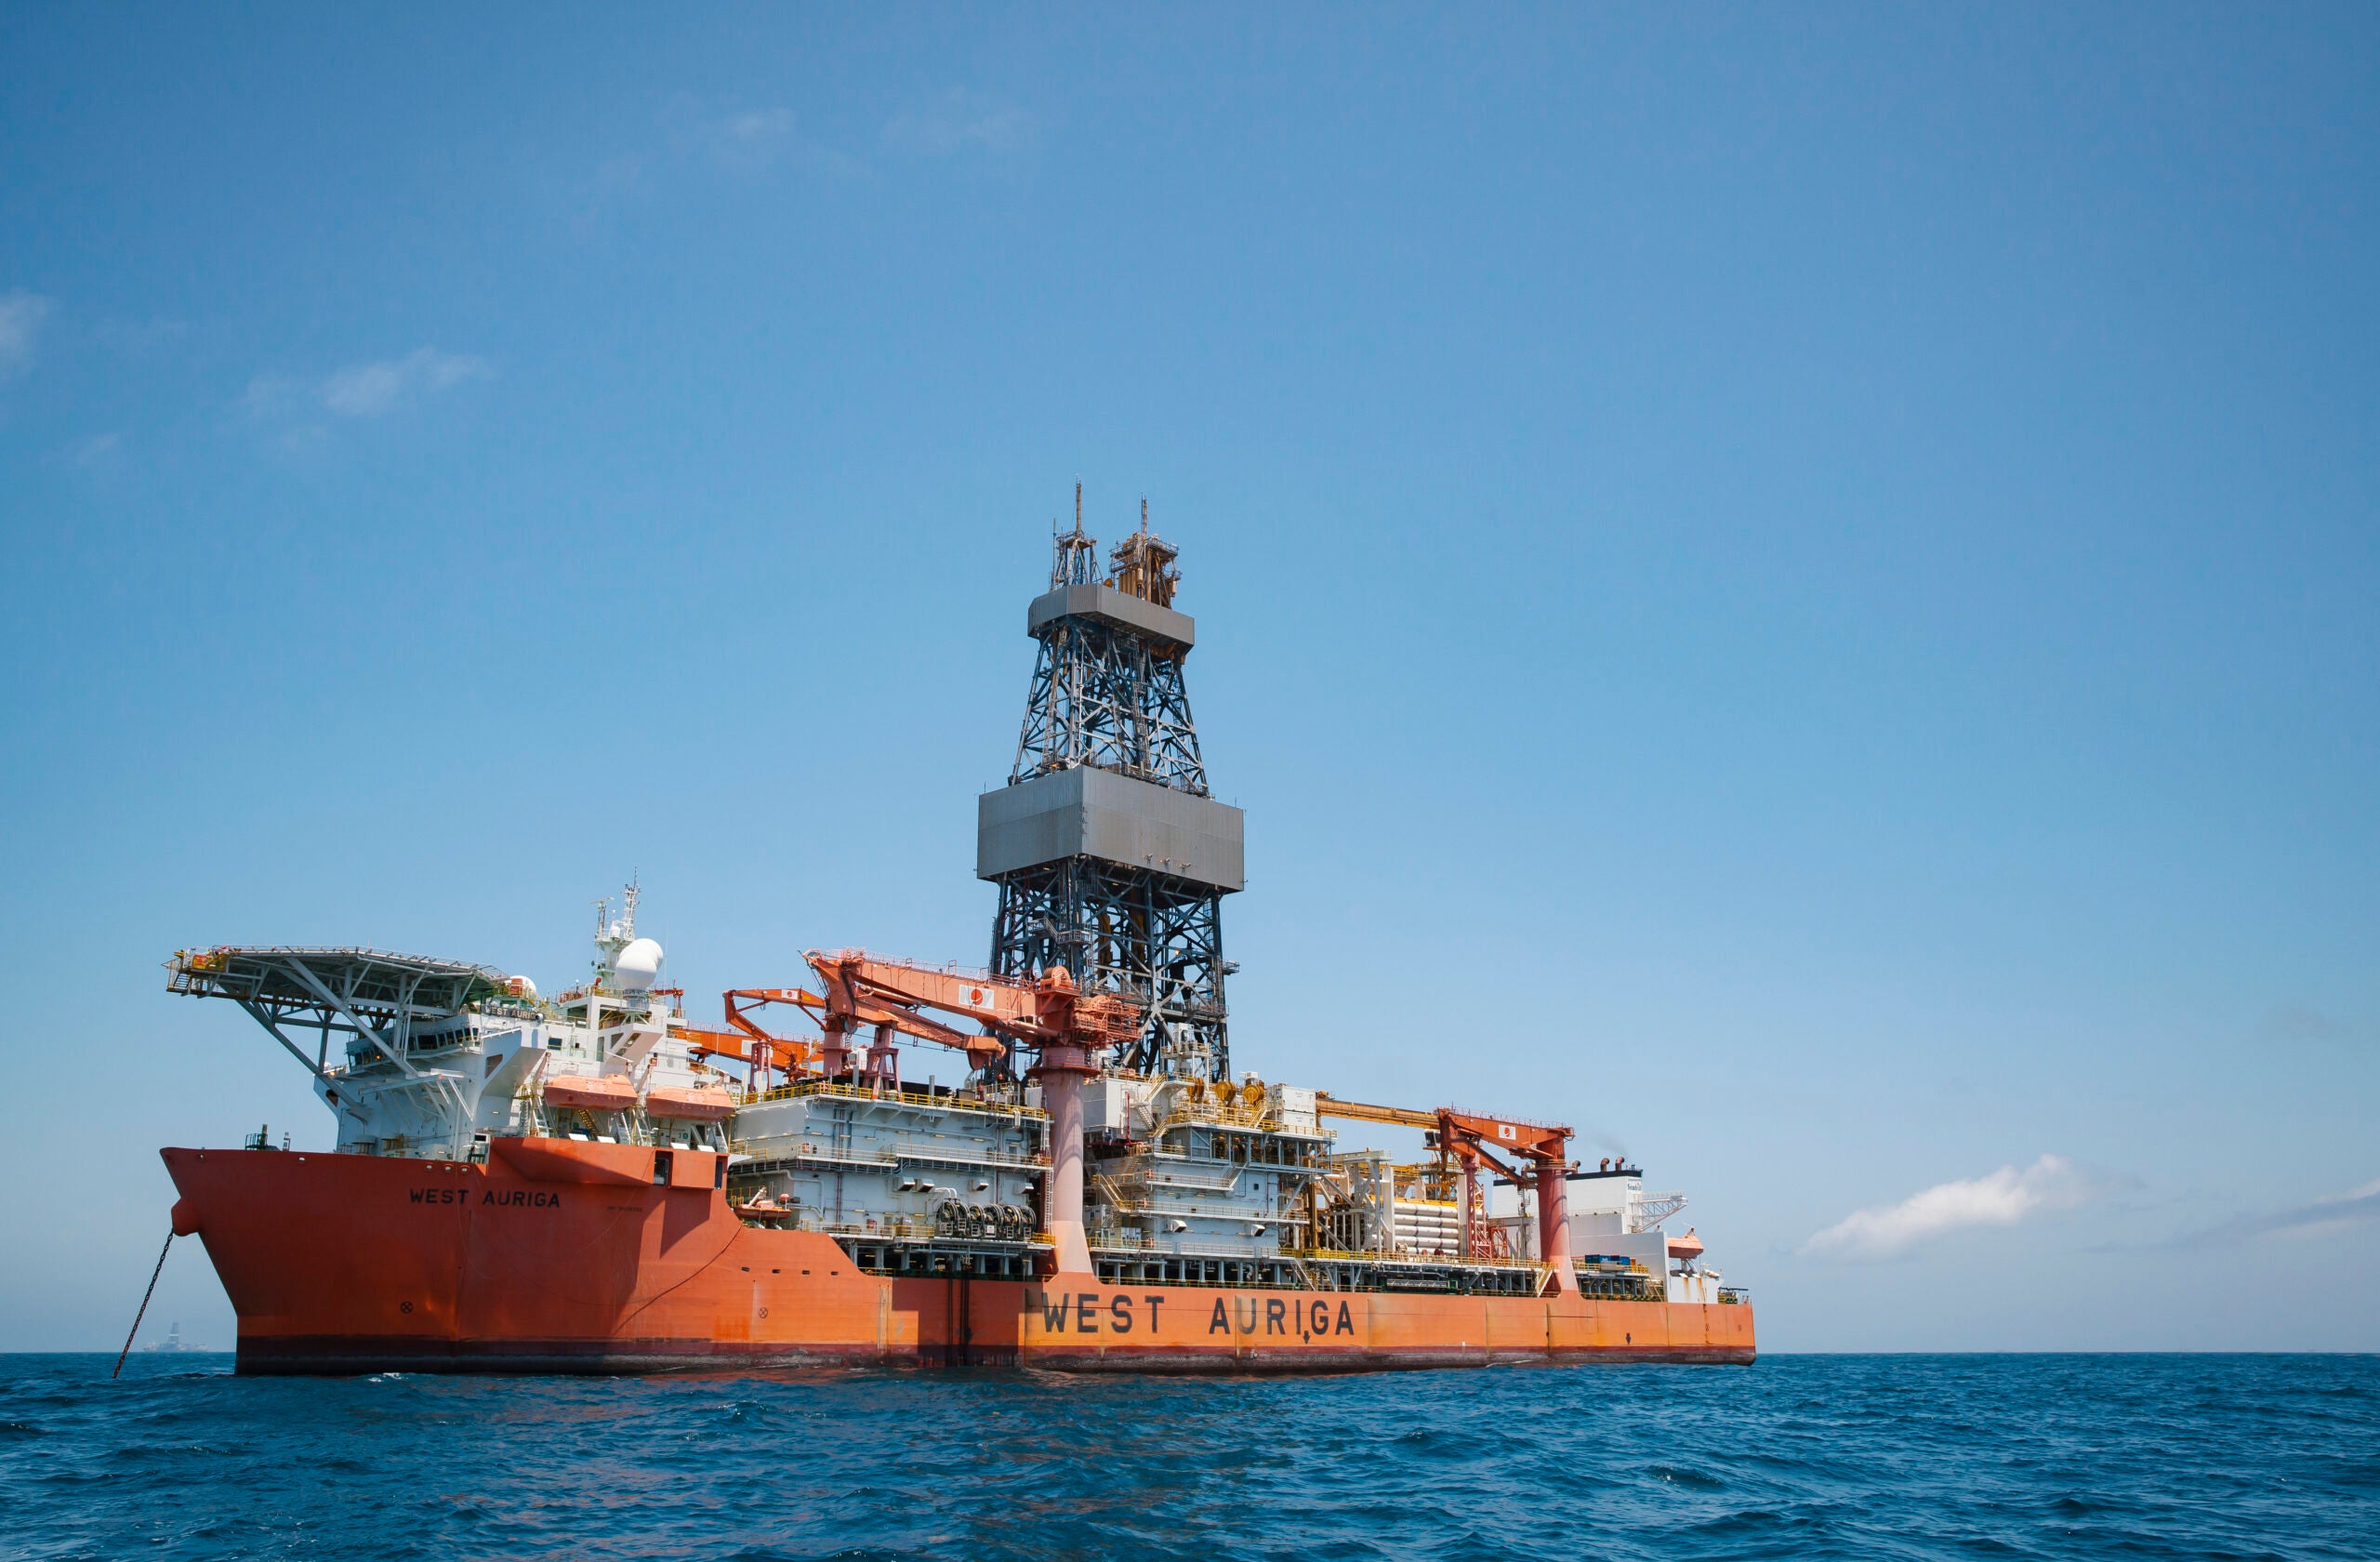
xmin=989 ymin=856 xmax=1228 ymax=1078
xmin=987 ymin=496 xmax=1235 ymax=1080
xmin=1012 ymin=618 xmax=1208 ymax=795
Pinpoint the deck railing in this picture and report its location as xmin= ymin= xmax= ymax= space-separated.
xmin=738 ymin=1079 xmax=1048 ymax=1119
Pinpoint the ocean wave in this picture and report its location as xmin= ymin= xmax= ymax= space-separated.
xmin=1 ymin=1355 xmax=2374 ymax=1560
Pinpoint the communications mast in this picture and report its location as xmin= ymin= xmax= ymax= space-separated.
xmin=978 ymin=487 xmax=1244 ymax=1081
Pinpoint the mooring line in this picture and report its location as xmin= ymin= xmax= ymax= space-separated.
xmin=112 ymin=1231 xmax=175 ymax=1380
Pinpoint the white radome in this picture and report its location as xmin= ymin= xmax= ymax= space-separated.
xmin=612 ymin=936 xmax=664 ymax=991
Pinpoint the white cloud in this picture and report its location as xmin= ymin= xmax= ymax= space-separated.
xmin=234 ymin=374 xmax=324 ymax=450
xmin=319 ymin=348 xmax=491 ymax=417
xmin=2254 ymin=1004 xmax=2376 ymax=1047
xmin=722 ymin=107 xmax=796 ymax=145
xmin=239 ymin=373 xmax=297 ymax=416
xmin=93 ymin=315 xmax=191 ymax=354
xmin=2188 ymin=1177 xmax=2380 ymax=1247
xmin=684 ymin=101 xmax=796 ymax=171
xmin=654 ymin=97 xmax=820 ymax=175
xmin=0 ymin=290 xmax=55 ymax=379
xmin=2276 ymin=1178 xmax=2380 ymax=1240
xmin=1805 ymin=1154 xmax=2097 ymax=1259
xmin=66 ymin=431 xmax=121 ymax=467
xmin=38 ymin=431 xmax=125 ymax=471
xmin=575 ymin=99 xmax=862 ymax=219
xmin=234 ymin=348 xmax=488 ymax=448
xmin=591 ymin=152 xmax=652 ymax=199
xmin=885 ymin=90 xmax=1034 ymax=157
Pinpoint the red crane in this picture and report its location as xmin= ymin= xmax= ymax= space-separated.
xmin=800 ymin=951 xmax=1137 ymax=1069
xmin=799 ymin=950 xmax=1142 ymax=1276
xmin=1431 ymin=1109 xmax=1580 ymax=1294
xmin=702 ymin=950 xmax=1141 ymax=1097
xmin=1316 ymin=1096 xmax=1585 ymax=1292
xmin=710 ymin=989 xmax=829 ymax=1093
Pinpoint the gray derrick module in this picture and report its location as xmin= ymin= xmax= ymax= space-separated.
xmin=980 ymin=494 xmax=1244 ymax=1082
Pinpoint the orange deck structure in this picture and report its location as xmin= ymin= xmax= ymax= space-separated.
xmin=164 ymin=1139 xmax=1755 ymax=1374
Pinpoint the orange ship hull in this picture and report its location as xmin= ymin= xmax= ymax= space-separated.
xmin=162 ymin=1143 xmax=1755 ymax=1374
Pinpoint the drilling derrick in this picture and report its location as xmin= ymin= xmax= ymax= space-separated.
xmin=979 ymin=490 xmax=1245 ymax=1081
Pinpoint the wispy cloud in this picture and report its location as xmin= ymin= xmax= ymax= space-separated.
xmin=1805 ymin=1155 xmax=2099 ymax=1258
xmin=2174 ymin=1178 xmax=2380 ymax=1248
xmin=64 ymin=431 xmax=122 ymax=468
xmin=716 ymin=106 xmax=796 ymax=153
xmin=236 ymin=373 xmax=325 ymax=450
xmin=663 ymin=97 xmax=856 ymax=178
xmin=237 ymin=346 xmax=490 ymax=448
xmin=92 ymin=315 xmax=191 ymax=355
xmin=0 ymin=290 xmax=55 ymax=379
xmin=2254 ymin=1004 xmax=2373 ymax=1047
xmin=884 ymin=89 xmax=1035 ymax=157
xmin=580 ymin=99 xmax=854 ymax=217
xmin=238 ymin=373 xmax=298 ymax=416
xmin=320 ymin=347 xmax=491 ymax=417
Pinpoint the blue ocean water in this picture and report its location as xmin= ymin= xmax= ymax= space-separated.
xmin=3 ymin=1354 xmax=2373 ymax=1561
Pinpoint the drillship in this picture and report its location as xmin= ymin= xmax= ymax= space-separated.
xmin=159 ymin=501 xmax=1754 ymax=1373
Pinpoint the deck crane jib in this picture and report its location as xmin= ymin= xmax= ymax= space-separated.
xmin=713 ymin=951 xmax=1144 ymax=1274
xmin=1428 ymin=1109 xmax=1580 ymax=1293
xmin=800 ymin=949 xmax=1143 ymax=1275
xmin=697 ymin=988 xmax=826 ymax=1094
xmin=1309 ymin=1094 xmax=1581 ymax=1292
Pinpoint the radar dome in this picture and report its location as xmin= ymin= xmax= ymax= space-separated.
xmin=612 ymin=936 xmax=664 ymax=992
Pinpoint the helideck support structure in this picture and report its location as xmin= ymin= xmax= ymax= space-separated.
xmin=980 ymin=491 xmax=1244 ymax=1081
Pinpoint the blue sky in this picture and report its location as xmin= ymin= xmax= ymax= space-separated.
xmin=3 ymin=5 xmax=2374 ymax=1352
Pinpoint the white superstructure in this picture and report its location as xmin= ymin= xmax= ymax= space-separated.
xmin=168 ymin=881 xmax=734 ymax=1162
xmin=1488 ymin=1163 xmax=1726 ymax=1302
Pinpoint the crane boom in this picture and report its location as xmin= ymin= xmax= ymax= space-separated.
xmin=1435 ymin=1108 xmax=1571 ymax=1162
xmin=799 ymin=949 xmax=1141 ymax=1278
xmin=718 ymin=989 xmax=826 ymax=1062
xmin=1313 ymin=1093 xmax=1439 ymax=1130
xmin=802 ymin=951 xmax=1139 ymax=1054
xmin=1431 ymin=1108 xmax=1580 ymax=1293
xmin=1314 ymin=1096 xmax=1579 ymax=1287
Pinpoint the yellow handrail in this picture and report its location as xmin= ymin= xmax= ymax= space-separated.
xmin=737 ymin=1079 xmax=1049 ymax=1119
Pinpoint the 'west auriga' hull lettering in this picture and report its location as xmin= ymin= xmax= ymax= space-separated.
xmin=163 ymin=1141 xmax=1754 ymax=1373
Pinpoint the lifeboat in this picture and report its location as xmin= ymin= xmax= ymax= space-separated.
xmin=644 ymin=1084 xmax=736 ymax=1122
xmin=1667 ymin=1228 xmax=1705 ymax=1263
xmin=541 ymin=1074 xmax=640 ymax=1113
